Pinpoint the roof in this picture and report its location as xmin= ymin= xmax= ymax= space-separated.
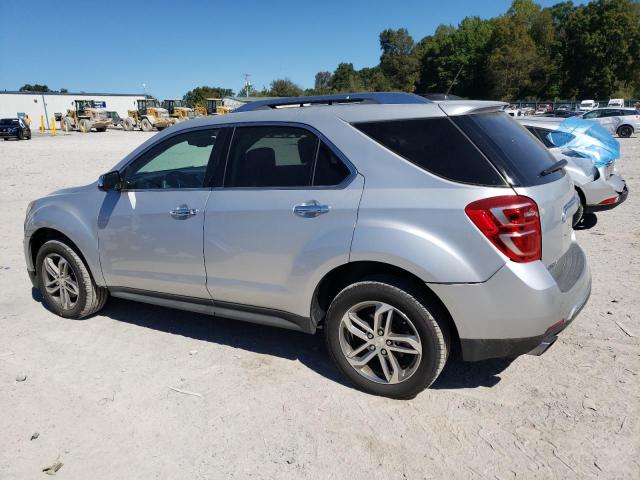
xmin=0 ymin=91 xmax=145 ymax=97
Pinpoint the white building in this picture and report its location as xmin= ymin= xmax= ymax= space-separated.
xmin=0 ymin=91 xmax=146 ymax=129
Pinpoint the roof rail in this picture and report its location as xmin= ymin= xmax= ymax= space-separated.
xmin=233 ymin=92 xmax=431 ymax=112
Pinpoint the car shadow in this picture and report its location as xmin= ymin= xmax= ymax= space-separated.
xmin=575 ymin=213 xmax=598 ymax=230
xmin=31 ymin=289 xmax=515 ymax=392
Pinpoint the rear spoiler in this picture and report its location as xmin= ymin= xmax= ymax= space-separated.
xmin=437 ymin=100 xmax=507 ymax=116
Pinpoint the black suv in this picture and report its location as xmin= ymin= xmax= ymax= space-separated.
xmin=0 ymin=118 xmax=31 ymax=140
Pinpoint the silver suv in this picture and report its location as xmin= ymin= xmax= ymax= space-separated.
xmin=24 ymin=93 xmax=591 ymax=398
xmin=582 ymin=107 xmax=640 ymax=138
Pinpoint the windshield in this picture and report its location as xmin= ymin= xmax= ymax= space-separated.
xmin=0 ymin=119 xmax=20 ymax=126
xmin=147 ymin=100 xmax=160 ymax=108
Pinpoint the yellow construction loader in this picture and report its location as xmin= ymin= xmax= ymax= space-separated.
xmin=206 ymin=98 xmax=231 ymax=115
xmin=162 ymin=99 xmax=195 ymax=124
xmin=61 ymin=100 xmax=112 ymax=133
xmin=122 ymin=98 xmax=173 ymax=131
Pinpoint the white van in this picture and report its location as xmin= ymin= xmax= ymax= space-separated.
xmin=579 ymin=100 xmax=597 ymax=111
xmin=608 ymin=98 xmax=624 ymax=108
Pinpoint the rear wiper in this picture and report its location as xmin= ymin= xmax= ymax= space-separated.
xmin=540 ymin=159 xmax=567 ymax=176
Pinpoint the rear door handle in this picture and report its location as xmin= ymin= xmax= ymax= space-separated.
xmin=170 ymin=205 xmax=199 ymax=219
xmin=293 ymin=201 xmax=330 ymax=218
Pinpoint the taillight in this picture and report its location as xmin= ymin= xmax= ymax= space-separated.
xmin=465 ymin=196 xmax=542 ymax=263
xmin=599 ymin=196 xmax=618 ymax=205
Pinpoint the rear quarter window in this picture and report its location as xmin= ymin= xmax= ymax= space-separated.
xmin=453 ymin=113 xmax=564 ymax=187
xmin=353 ymin=117 xmax=506 ymax=186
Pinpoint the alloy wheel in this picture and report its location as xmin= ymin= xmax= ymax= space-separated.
xmin=42 ymin=253 xmax=80 ymax=310
xmin=338 ymin=301 xmax=423 ymax=384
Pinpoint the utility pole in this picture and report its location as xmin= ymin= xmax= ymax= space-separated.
xmin=243 ymin=74 xmax=251 ymax=98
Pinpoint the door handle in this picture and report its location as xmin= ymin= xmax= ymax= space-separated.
xmin=169 ymin=206 xmax=199 ymax=219
xmin=293 ymin=201 xmax=330 ymax=218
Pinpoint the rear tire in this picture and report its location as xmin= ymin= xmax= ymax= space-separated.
xmin=617 ymin=125 xmax=633 ymax=138
xmin=36 ymin=240 xmax=108 ymax=319
xmin=324 ymin=278 xmax=449 ymax=398
xmin=123 ymin=118 xmax=134 ymax=131
xmin=141 ymin=118 xmax=153 ymax=132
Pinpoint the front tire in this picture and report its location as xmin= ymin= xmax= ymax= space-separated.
xmin=36 ymin=240 xmax=108 ymax=319
xmin=325 ymin=279 xmax=449 ymax=398
xmin=141 ymin=118 xmax=153 ymax=132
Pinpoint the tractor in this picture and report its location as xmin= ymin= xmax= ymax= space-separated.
xmin=206 ymin=98 xmax=231 ymax=115
xmin=122 ymin=98 xmax=172 ymax=131
xmin=61 ymin=100 xmax=112 ymax=133
xmin=161 ymin=99 xmax=195 ymax=124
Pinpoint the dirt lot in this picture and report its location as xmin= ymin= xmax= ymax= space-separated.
xmin=1 ymin=129 xmax=638 ymax=479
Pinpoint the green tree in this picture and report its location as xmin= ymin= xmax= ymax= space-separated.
xmin=416 ymin=17 xmax=493 ymax=97
xmin=19 ymin=84 xmax=50 ymax=92
xmin=268 ymin=78 xmax=303 ymax=97
xmin=563 ymin=0 xmax=640 ymax=99
xmin=314 ymin=71 xmax=333 ymax=94
xmin=331 ymin=63 xmax=364 ymax=92
xmin=182 ymin=86 xmax=234 ymax=108
xmin=379 ymin=28 xmax=420 ymax=91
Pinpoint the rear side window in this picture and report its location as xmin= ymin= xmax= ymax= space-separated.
xmin=453 ymin=113 xmax=563 ymax=187
xmin=226 ymin=126 xmax=315 ymax=187
xmin=353 ymin=118 xmax=506 ymax=186
xmin=313 ymin=142 xmax=351 ymax=186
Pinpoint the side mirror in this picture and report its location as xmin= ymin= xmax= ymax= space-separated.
xmin=98 ymin=171 xmax=122 ymax=191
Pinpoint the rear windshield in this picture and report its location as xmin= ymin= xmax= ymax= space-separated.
xmin=353 ymin=117 xmax=506 ymax=186
xmin=452 ymin=113 xmax=564 ymax=186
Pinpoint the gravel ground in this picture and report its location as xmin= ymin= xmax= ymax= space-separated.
xmin=1 ymin=129 xmax=638 ymax=479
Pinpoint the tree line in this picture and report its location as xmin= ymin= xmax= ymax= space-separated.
xmin=185 ymin=0 xmax=640 ymax=104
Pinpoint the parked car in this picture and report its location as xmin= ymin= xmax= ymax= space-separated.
xmin=546 ymin=110 xmax=581 ymax=118
xmin=607 ymin=98 xmax=624 ymax=108
xmin=0 ymin=117 xmax=31 ymax=140
xmin=23 ymin=93 xmax=591 ymax=398
xmin=556 ymin=104 xmax=571 ymax=112
xmin=582 ymin=108 xmax=640 ymax=138
xmin=503 ymin=104 xmax=522 ymax=116
xmin=535 ymin=104 xmax=552 ymax=115
xmin=518 ymin=117 xmax=628 ymax=225
xmin=579 ymin=100 xmax=598 ymax=112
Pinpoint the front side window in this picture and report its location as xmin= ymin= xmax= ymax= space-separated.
xmin=124 ymin=129 xmax=219 ymax=189
xmin=225 ymin=126 xmax=317 ymax=187
xmin=583 ymin=110 xmax=601 ymax=119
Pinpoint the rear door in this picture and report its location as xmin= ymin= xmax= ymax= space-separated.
xmin=453 ymin=112 xmax=576 ymax=267
xmin=204 ymin=125 xmax=363 ymax=317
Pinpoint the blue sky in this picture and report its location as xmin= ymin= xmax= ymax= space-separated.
xmin=1 ymin=0 xmax=585 ymax=98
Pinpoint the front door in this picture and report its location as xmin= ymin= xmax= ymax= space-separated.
xmin=204 ymin=125 xmax=363 ymax=317
xmin=98 ymin=128 xmax=221 ymax=299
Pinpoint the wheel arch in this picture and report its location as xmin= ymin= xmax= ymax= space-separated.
xmin=312 ymin=260 xmax=460 ymax=344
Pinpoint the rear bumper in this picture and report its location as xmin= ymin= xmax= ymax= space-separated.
xmin=585 ymin=184 xmax=628 ymax=212
xmin=428 ymin=242 xmax=591 ymax=361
